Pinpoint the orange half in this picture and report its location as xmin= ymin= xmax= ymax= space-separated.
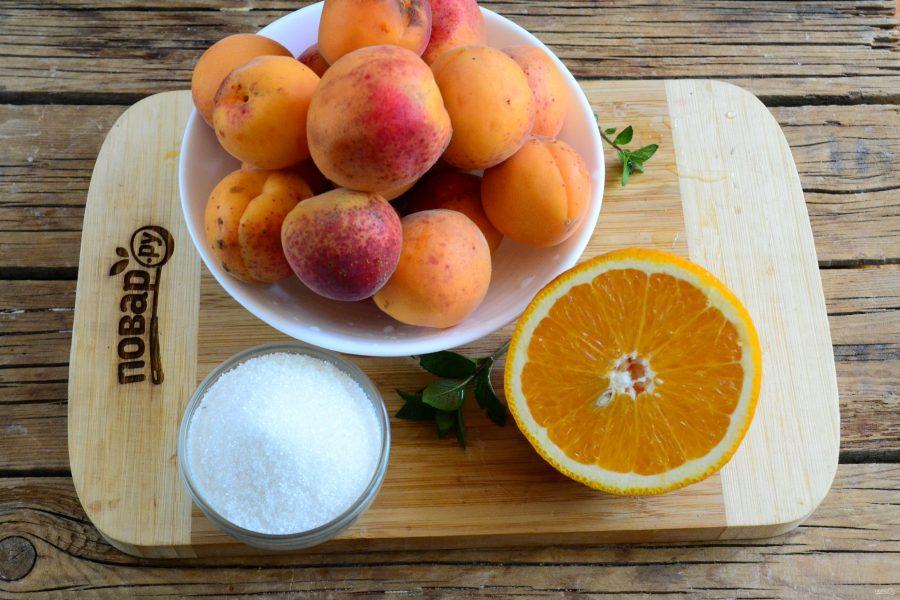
xmin=505 ymin=248 xmax=762 ymax=495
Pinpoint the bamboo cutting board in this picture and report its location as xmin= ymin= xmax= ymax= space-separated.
xmin=69 ymin=81 xmax=840 ymax=558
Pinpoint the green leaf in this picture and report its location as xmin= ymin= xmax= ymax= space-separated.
xmin=419 ymin=351 xmax=477 ymax=378
xmin=603 ymin=127 xmax=617 ymax=135
xmin=616 ymin=150 xmax=632 ymax=186
xmin=395 ymin=389 xmax=435 ymax=421
xmin=396 ymin=389 xmax=423 ymax=403
xmin=631 ymin=161 xmax=645 ymax=173
xmin=402 ymin=342 xmax=515 ymax=443
xmin=474 ymin=364 xmax=506 ymax=426
xmin=613 ymin=125 xmax=633 ymax=145
xmin=422 ymin=379 xmax=467 ymax=411
xmin=396 ymin=400 xmax=436 ymax=421
xmin=630 ymin=143 xmax=659 ymax=163
xmin=455 ymin=409 xmax=467 ymax=447
xmin=435 ymin=410 xmax=455 ymax=437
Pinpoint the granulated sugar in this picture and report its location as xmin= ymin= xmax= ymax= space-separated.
xmin=186 ymin=352 xmax=381 ymax=534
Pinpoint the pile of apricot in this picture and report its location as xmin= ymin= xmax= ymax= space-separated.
xmin=195 ymin=0 xmax=592 ymax=329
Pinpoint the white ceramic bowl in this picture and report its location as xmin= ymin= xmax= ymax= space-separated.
xmin=179 ymin=3 xmax=604 ymax=357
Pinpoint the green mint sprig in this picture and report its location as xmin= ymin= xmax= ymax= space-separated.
xmin=596 ymin=119 xmax=659 ymax=186
xmin=395 ymin=341 xmax=510 ymax=448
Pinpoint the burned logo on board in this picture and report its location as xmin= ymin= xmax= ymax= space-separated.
xmin=108 ymin=225 xmax=174 ymax=385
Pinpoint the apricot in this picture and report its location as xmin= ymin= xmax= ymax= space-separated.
xmin=298 ymin=43 xmax=330 ymax=77
xmin=422 ymin=0 xmax=485 ymax=64
xmin=281 ymin=189 xmax=402 ymax=301
xmin=239 ymin=172 xmax=313 ymax=282
xmin=213 ymin=56 xmax=319 ymax=169
xmin=504 ymin=45 xmax=567 ymax=138
xmin=205 ymin=170 xmax=269 ymax=283
xmin=406 ymin=172 xmax=502 ymax=251
xmin=191 ymin=34 xmax=292 ymax=126
xmin=307 ymin=45 xmax=451 ymax=193
xmin=318 ymin=0 xmax=432 ymax=64
xmin=373 ymin=209 xmax=491 ymax=328
xmin=245 ymin=160 xmax=333 ymax=195
xmin=481 ymin=137 xmax=591 ymax=247
xmin=205 ymin=169 xmax=312 ymax=283
xmin=431 ymin=46 xmax=534 ymax=169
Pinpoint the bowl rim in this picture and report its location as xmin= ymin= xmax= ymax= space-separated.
xmin=178 ymin=3 xmax=605 ymax=357
xmin=177 ymin=342 xmax=391 ymax=549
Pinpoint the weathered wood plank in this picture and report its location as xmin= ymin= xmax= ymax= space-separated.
xmin=0 ymin=404 xmax=67 ymax=474
xmin=773 ymin=105 xmax=900 ymax=194
xmin=807 ymin=190 xmax=899 ymax=266
xmin=0 ymin=280 xmax=73 ymax=405
xmin=0 ymin=463 xmax=895 ymax=596
xmin=0 ymin=232 xmax=83 ymax=271
xmin=774 ymin=103 xmax=900 ymax=267
xmin=0 ymin=1 xmax=897 ymax=104
xmin=826 ymin=266 xmax=900 ymax=459
xmin=0 ymin=104 xmax=118 ymax=215
xmin=0 ymin=367 xmax=69 ymax=405
xmin=1 ymin=103 xmax=897 ymax=270
xmin=0 ymin=266 xmax=896 ymax=471
xmin=0 ymin=104 xmax=116 ymax=275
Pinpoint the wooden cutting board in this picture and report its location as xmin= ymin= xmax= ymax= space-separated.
xmin=68 ymin=81 xmax=840 ymax=558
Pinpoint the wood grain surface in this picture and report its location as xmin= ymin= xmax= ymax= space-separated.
xmin=0 ymin=464 xmax=895 ymax=596
xmin=68 ymin=91 xmax=198 ymax=556
xmin=1 ymin=0 xmax=898 ymax=596
xmin=60 ymin=83 xmax=731 ymax=555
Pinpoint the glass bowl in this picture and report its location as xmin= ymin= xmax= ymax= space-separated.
xmin=177 ymin=342 xmax=390 ymax=551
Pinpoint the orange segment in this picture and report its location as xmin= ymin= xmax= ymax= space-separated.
xmin=506 ymin=248 xmax=762 ymax=495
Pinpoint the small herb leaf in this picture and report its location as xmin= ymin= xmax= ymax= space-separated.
xmin=397 ymin=341 xmax=512 ymax=447
xmin=474 ymin=364 xmax=506 ymax=426
xmin=395 ymin=389 xmax=436 ymax=421
xmin=419 ymin=351 xmax=477 ymax=378
xmin=422 ymin=379 xmax=467 ymax=411
xmin=598 ymin=122 xmax=658 ymax=188
xmin=455 ymin=409 xmax=467 ymax=447
xmin=617 ymin=150 xmax=633 ymax=186
xmin=630 ymin=144 xmax=659 ymax=163
xmin=435 ymin=410 xmax=455 ymax=437
xmin=396 ymin=400 xmax=435 ymax=421
xmin=397 ymin=388 xmax=423 ymax=403
xmin=613 ymin=125 xmax=634 ymax=145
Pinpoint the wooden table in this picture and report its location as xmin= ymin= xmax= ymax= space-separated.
xmin=1 ymin=1 xmax=897 ymax=596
